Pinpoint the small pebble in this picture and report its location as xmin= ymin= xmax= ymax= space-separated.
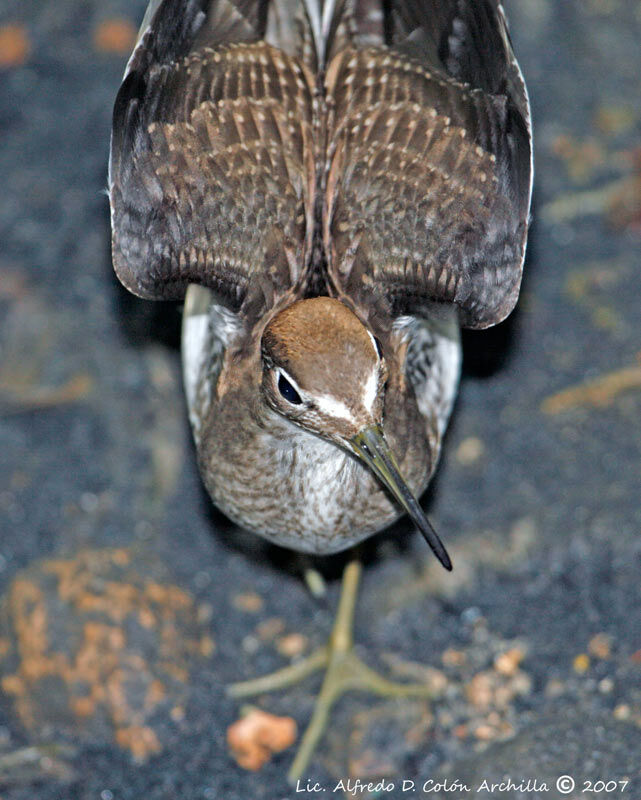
xmin=197 ymin=603 xmax=214 ymax=624
xmin=509 ymin=671 xmax=533 ymax=697
xmin=493 ymin=685 xmax=515 ymax=709
xmin=594 ymin=105 xmax=636 ymax=136
xmin=276 ymin=633 xmax=308 ymax=658
xmin=544 ymin=679 xmax=565 ymax=698
xmin=233 ymin=592 xmax=264 ymax=613
xmin=241 ymin=635 xmax=260 ymax=655
xmin=442 ymin=648 xmax=467 ymax=667
xmin=79 ymin=492 xmax=99 ymax=513
xmin=486 ymin=711 xmax=501 ymax=726
xmin=588 ymin=632 xmax=612 ymax=659
xmin=453 ymin=723 xmax=469 ymax=739
xmin=0 ymin=23 xmax=30 ymax=67
xmin=199 ymin=635 xmax=215 ymax=657
xmin=93 ymin=18 xmax=136 ymax=54
xmin=456 ymin=437 xmax=484 ymax=466
xmin=425 ymin=667 xmax=449 ymax=694
xmin=613 ymin=704 xmax=631 ymax=721
xmin=466 ymin=672 xmax=494 ymax=710
xmin=573 ymin=653 xmax=590 ymax=674
xmin=256 ymin=617 xmax=285 ymax=641
xmin=474 ymin=723 xmax=496 ymax=741
xmin=227 ymin=709 xmax=297 ymax=771
xmin=494 ymin=647 xmax=525 ymax=677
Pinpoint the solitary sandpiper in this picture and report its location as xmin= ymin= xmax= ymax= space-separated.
xmin=109 ymin=0 xmax=532 ymax=779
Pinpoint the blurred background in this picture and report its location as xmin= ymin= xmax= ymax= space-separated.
xmin=0 ymin=0 xmax=640 ymax=797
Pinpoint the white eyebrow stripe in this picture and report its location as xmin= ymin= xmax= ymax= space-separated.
xmin=366 ymin=328 xmax=379 ymax=357
xmin=362 ymin=367 xmax=378 ymax=412
xmin=315 ymin=394 xmax=356 ymax=422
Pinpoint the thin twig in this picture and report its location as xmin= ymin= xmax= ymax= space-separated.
xmin=541 ymin=365 xmax=641 ymax=414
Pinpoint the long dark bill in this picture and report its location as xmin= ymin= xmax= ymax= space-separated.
xmin=351 ymin=425 xmax=452 ymax=571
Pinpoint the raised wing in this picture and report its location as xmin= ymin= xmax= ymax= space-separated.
xmin=109 ymin=0 xmax=317 ymax=311
xmin=324 ymin=0 xmax=532 ymax=328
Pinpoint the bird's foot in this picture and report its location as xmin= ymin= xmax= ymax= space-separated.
xmin=228 ymin=561 xmax=435 ymax=782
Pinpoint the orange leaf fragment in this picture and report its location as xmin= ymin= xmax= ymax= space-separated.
xmin=94 ymin=18 xmax=136 ymax=55
xmin=227 ymin=708 xmax=297 ymax=771
xmin=0 ymin=23 xmax=30 ymax=67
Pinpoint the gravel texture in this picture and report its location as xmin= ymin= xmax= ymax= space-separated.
xmin=1 ymin=0 xmax=640 ymax=798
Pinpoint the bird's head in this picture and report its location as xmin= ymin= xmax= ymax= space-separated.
xmin=260 ymin=296 xmax=451 ymax=570
xmin=261 ymin=297 xmax=385 ymax=441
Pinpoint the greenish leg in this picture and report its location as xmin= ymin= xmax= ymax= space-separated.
xmin=228 ymin=560 xmax=435 ymax=783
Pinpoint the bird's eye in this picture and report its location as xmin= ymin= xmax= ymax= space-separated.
xmin=278 ymin=373 xmax=303 ymax=405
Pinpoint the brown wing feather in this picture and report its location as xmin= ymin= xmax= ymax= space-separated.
xmin=324 ymin=0 xmax=532 ymax=329
xmin=109 ymin=0 xmax=316 ymax=310
xmin=111 ymin=0 xmax=531 ymax=326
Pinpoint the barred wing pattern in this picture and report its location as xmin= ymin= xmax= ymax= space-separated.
xmin=325 ymin=0 xmax=532 ymax=328
xmin=109 ymin=0 xmax=316 ymax=310
xmin=110 ymin=0 xmax=531 ymax=327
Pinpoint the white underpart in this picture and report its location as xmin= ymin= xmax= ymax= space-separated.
xmin=182 ymin=286 xmax=242 ymax=438
xmin=320 ymin=0 xmax=337 ymax=48
xmin=393 ymin=311 xmax=461 ymax=438
xmin=255 ymin=419 xmax=360 ymax=552
xmin=303 ymin=0 xmax=336 ymax=66
xmin=182 ymin=313 xmax=210 ymax=433
xmin=425 ymin=332 xmax=461 ymax=437
xmin=303 ymin=0 xmax=322 ymax=60
xmin=294 ymin=436 xmax=352 ymax=543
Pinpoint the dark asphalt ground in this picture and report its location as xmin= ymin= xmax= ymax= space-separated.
xmin=1 ymin=1 xmax=640 ymax=798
